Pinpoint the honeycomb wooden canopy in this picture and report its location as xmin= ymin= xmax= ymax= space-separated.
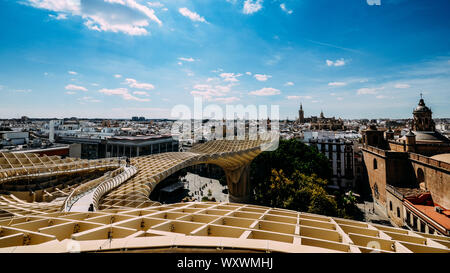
xmin=0 ymin=137 xmax=449 ymax=253
xmin=0 ymin=202 xmax=449 ymax=253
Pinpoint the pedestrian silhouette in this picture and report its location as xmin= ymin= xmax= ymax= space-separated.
xmin=88 ymin=203 xmax=94 ymax=212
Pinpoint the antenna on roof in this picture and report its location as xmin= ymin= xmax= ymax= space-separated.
xmin=420 ymin=93 xmax=423 ymax=99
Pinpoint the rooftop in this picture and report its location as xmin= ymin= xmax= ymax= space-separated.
xmin=430 ymin=153 xmax=450 ymax=164
xmin=405 ymin=200 xmax=450 ymax=231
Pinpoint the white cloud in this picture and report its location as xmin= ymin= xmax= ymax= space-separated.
xmin=178 ymin=7 xmax=207 ymax=23
xmin=65 ymin=91 xmax=76 ymax=95
xmin=246 ymin=72 xmax=252 ymax=76
xmin=326 ymin=58 xmax=346 ymax=67
xmin=357 ymin=87 xmax=383 ymax=95
xmin=254 ymin=74 xmax=272 ymax=82
xmin=28 ymin=0 xmax=80 ymax=13
xmin=91 ymin=83 xmax=100 ymax=86
xmin=250 ymin=87 xmax=280 ymax=96
xmin=243 ymin=0 xmax=263 ymax=14
xmin=114 ymin=74 xmax=122 ymax=78
xmin=376 ymin=95 xmax=387 ymax=99
xmin=147 ymin=1 xmax=164 ymax=8
xmin=190 ymin=83 xmax=237 ymax=103
xmin=99 ymin=87 xmax=150 ymax=101
xmin=220 ymin=73 xmax=242 ymax=82
xmin=284 ymin=82 xmax=294 ymax=86
xmin=178 ymin=57 xmax=195 ymax=62
xmin=328 ymin=82 xmax=347 ymax=87
xmin=124 ymin=78 xmax=155 ymax=90
xmin=100 ymin=88 xmax=128 ymax=95
xmin=65 ymin=84 xmax=87 ymax=91
xmin=68 ymin=71 xmax=77 ymax=75
xmin=25 ymin=0 xmax=162 ymax=36
xmin=395 ymin=83 xmax=410 ymax=89
xmin=337 ymin=97 xmax=344 ymax=101
xmin=49 ymin=13 xmax=68 ymax=20
xmin=280 ymin=3 xmax=292 ymax=14
xmin=133 ymin=91 xmax=149 ymax=96
xmin=206 ymin=77 xmax=218 ymax=82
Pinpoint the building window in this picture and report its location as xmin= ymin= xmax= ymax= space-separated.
xmin=397 ymin=207 xmax=400 ymax=218
xmin=389 ymin=201 xmax=393 ymax=211
xmin=428 ymin=227 xmax=434 ymax=235
xmin=373 ymin=158 xmax=378 ymax=170
xmin=417 ymin=168 xmax=425 ymax=188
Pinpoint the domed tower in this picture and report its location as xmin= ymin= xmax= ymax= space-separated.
xmin=412 ymin=95 xmax=435 ymax=132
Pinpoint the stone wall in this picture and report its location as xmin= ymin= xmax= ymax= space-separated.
xmin=386 ymin=187 xmax=406 ymax=227
xmin=409 ymin=153 xmax=450 ymax=209
xmin=362 ymin=146 xmax=450 ymax=211
xmin=362 ymin=147 xmax=387 ymax=207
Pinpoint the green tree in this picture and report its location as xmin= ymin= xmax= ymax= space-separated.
xmin=249 ymin=139 xmax=362 ymax=218
xmin=253 ymin=169 xmax=339 ymax=217
xmin=250 ymin=139 xmax=332 ymax=185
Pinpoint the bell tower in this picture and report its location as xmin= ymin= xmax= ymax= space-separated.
xmin=298 ymin=103 xmax=304 ymax=124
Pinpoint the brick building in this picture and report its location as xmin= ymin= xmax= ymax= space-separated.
xmin=361 ymin=97 xmax=450 ymax=236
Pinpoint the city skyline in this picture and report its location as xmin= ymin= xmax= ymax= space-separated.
xmin=1 ymin=0 xmax=450 ymax=119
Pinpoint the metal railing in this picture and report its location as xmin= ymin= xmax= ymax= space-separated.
xmin=92 ymin=166 xmax=138 ymax=211
xmin=62 ymin=167 xmax=123 ymax=212
xmin=60 ymin=157 xmax=128 ymax=212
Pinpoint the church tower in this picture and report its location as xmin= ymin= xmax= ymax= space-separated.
xmin=412 ymin=95 xmax=435 ymax=132
xmin=298 ymin=103 xmax=304 ymax=124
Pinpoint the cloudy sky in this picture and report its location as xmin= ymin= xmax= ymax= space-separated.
xmin=0 ymin=0 xmax=449 ymax=119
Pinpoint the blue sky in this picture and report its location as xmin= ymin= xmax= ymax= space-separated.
xmin=0 ymin=0 xmax=449 ymax=119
